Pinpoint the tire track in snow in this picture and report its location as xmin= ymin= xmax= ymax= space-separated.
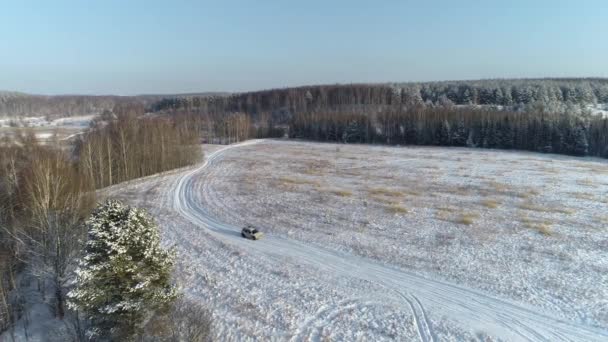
xmin=172 ymin=140 xmax=608 ymax=342
xmin=290 ymin=298 xmax=386 ymax=342
xmin=403 ymin=293 xmax=434 ymax=342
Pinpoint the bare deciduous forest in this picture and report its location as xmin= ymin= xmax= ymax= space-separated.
xmin=0 ymin=108 xmax=201 ymax=335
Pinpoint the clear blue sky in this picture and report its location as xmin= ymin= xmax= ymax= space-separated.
xmin=1 ymin=0 xmax=607 ymax=95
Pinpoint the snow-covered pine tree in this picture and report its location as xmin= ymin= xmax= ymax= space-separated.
xmin=68 ymin=200 xmax=177 ymax=341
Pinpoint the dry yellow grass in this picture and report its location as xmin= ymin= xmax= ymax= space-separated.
xmin=519 ymin=213 xmax=555 ymax=236
xmin=402 ymin=189 xmax=422 ymax=196
xmin=515 ymin=188 xmax=541 ymax=199
xmin=278 ymin=176 xmax=320 ymax=187
xmin=302 ymin=168 xmax=322 ymax=175
xmin=539 ymin=167 xmax=560 ymax=174
xmin=323 ymin=188 xmax=353 ymax=197
xmin=367 ymin=187 xmax=403 ymax=197
xmin=594 ymin=215 xmax=608 ymax=225
xmin=519 ymin=201 xmax=574 ymax=215
xmin=572 ymin=163 xmax=608 ymax=174
xmin=568 ymin=192 xmax=596 ymax=201
xmin=371 ymin=195 xmax=398 ymax=204
xmin=577 ymin=178 xmax=595 ymax=186
xmin=487 ymin=181 xmax=508 ymax=192
xmin=455 ymin=213 xmax=479 ymax=225
xmin=441 ymin=186 xmax=469 ymax=196
xmin=535 ymin=223 xmax=553 ymax=236
xmin=519 ymin=202 xmax=544 ymax=211
xmin=386 ymin=204 xmax=409 ymax=214
xmin=480 ymin=199 xmax=500 ymax=209
xmin=435 ymin=210 xmax=451 ymax=222
xmin=522 ymin=219 xmax=553 ymax=236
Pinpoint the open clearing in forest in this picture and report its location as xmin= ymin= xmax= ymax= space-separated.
xmin=109 ymin=140 xmax=608 ymax=341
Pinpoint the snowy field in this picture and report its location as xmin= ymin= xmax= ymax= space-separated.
xmin=0 ymin=115 xmax=94 ymax=142
xmin=104 ymin=140 xmax=608 ymax=341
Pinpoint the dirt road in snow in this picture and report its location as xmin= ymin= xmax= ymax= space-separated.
xmin=172 ymin=140 xmax=608 ymax=341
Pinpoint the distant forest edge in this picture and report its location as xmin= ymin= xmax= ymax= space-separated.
xmin=2 ymin=78 xmax=608 ymax=158
xmin=152 ymin=79 xmax=608 ymax=158
xmin=0 ymin=92 xmax=224 ymax=117
xmin=2 ymin=78 xmax=608 ymax=117
xmin=153 ymin=78 xmax=608 ymax=117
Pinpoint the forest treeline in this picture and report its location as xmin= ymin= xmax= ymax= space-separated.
xmin=75 ymin=107 xmax=201 ymax=188
xmin=151 ymin=80 xmax=608 ymax=159
xmin=0 ymin=110 xmax=201 ymax=335
xmin=0 ymin=93 xmax=124 ymax=117
xmin=289 ymin=107 xmax=608 ymax=157
xmin=153 ymin=78 xmax=608 ymax=124
xmin=0 ymin=91 xmax=223 ymax=117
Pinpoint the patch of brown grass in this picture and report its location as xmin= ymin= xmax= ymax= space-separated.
xmin=300 ymin=160 xmax=331 ymax=175
xmin=577 ymin=178 xmax=595 ymax=186
xmin=487 ymin=181 xmax=508 ymax=192
xmin=440 ymin=186 xmax=470 ymax=196
xmin=515 ymin=188 xmax=541 ymax=199
xmin=278 ymin=176 xmax=320 ymax=187
xmin=455 ymin=213 xmax=479 ymax=225
xmin=402 ymin=189 xmax=422 ymax=196
xmin=594 ymin=215 xmax=608 ymax=225
xmin=480 ymin=199 xmax=500 ymax=209
xmin=539 ymin=167 xmax=560 ymax=174
xmin=367 ymin=187 xmax=403 ymax=197
xmin=386 ymin=204 xmax=409 ymax=214
xmin=568 ymin=192 xmax=596 ymax=201
xmin=519 ymin=214 xmax=554 ymax=236
xmin=524 ymin=220 xmax=553 ymax=236
xmin=323 ymin=188 xmax=353 ymax=197
xmin=371 ymin=195 xmax=397 ymax=204
xmin=573 ymin=163 xmax=608 ymax=174
xmin=302 ymin=168 xmax=322 ymax=175
xmin=535 ymin=223 xmax=552 ymax=235
xmin=519 ymin=201 xmax=574 ymax=215
xmin=435 ymin=210 xmax=451 ymax=222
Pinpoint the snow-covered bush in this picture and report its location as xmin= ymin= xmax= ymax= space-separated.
xmin=68 ymin=200 xmax=177 ymax=341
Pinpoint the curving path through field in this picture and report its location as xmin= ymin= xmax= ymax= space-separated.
xmin=172 ymin=140 xmax=608 ymax=342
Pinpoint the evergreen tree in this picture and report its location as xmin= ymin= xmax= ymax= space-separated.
xmin=539 ymin=119 xmax=554 ymax=153
xmin=404 ymin=120 xmax=418 ymax=145
xmin=565 ymin=122 xmax=589 ymax=156
xmin=499 ymin=117 xmax=514 ymax=149
xmin=68 ymin=200 xmax=177 ymax=341
xmin=342 ymin=120 xmax=363 ymax=143
xmin=451 ymin=119 xmax=467 ymax=146
xmin=572 ymin=124 xmax=589 ymax=156
xmin=434 ymin=120 xmax=451 ymax=145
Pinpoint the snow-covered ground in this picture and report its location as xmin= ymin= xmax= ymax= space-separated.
xmin=103 ymin=140 xmax=608 ymax=341
xmin=0 ymin=115 xmax=95 ymax=128
xmin=0 ymin=115 xmax=95 ymax=143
